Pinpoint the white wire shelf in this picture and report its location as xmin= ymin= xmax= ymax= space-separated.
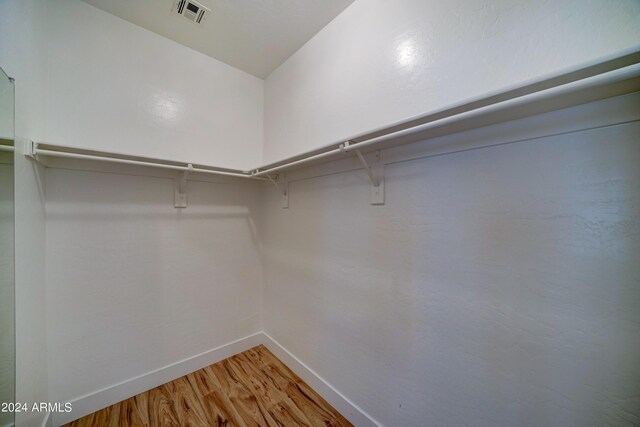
xmin=29 ymin=46 xmax=640 ymax=207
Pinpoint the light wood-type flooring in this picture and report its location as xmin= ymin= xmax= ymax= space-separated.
xmin=64 ymin=345 xmax=352 ymax=427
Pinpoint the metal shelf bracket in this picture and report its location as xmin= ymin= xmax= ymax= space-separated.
xmin=25 ymin=140 xmax=37 ymax=159
xmin=353 ymin=148 xmax=384 ymax=205
xmin=174 ymin=163 xmax=193 ymax=208
xmin=267 ymin=173 xmax=289 ymax=208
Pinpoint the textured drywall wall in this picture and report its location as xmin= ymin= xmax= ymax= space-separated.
xmin=262 ymin=115 xmax=640 ymax=425
xmin=0 ymin=1 xmax=50 ymax=426
xmin=45 ymin=168 xmax=264 ymax=408
xmin=45 ymin=0 xmax=264 ymax=170
xmin=263 ymin=0 xmax=640 ymax=163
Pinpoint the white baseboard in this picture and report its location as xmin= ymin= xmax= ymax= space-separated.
xmin=259 ymin=332 xmax=383 ymax=427
xmin=53 ymin=332 xmax=263 ymax=426
xmin=52 ymin=331 xmax=380 ymax=427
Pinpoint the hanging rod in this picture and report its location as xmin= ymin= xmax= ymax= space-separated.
xmin=30 ymin=143 xmax=265 ymax=180
xmin=250 ymin=47 xmax=640 ymax=177
xmin=251 ymin=148 xmax=342 ymax=177
xmin=30 ymin=47 xmax=640 ymax=183
xmin=0 ymin=145 xmax=14 ymax=152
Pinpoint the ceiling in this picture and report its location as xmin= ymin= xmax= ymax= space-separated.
xmin=81 ymin=0 xmax=354 ymax=79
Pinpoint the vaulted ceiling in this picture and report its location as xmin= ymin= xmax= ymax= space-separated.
xmin=81 ymin=0 xmax=355 ymax=79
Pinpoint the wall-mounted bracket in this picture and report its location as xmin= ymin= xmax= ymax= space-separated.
xmin=267 ymin=173 xmax=289 ymax=208
xmin=354 ymin=149 xmax=384 ymax=205
xmin=174 ymin=163 xmax=193 ymax=208
xmin=24 ymin=140 xmax=50 ymax=167
xmin=25 ymin=140 xmax=37 ymax=159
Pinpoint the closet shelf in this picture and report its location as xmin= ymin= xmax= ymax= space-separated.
xmin=32 ymin=48 xmax=640 ymax=183
xmin=29 ymin=47 xmax=640 ymax=208
xmin=28 ymin=142 xmax=260 ymax=180
xmin=249 ymin=47 xmax=640 ymax=177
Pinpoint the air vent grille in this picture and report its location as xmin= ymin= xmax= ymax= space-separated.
xmin=173 ymin=0 xmax=210 ymax=25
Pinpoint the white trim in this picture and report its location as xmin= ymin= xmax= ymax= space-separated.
xmin=51 ymin=331 xmax=381 ymax=427
xmin=260 ymin=332 xmax=384 ymax=427
xmin=53 ymin=332 xmax=263 ymax=426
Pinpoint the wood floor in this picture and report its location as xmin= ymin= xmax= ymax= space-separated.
xmin=64 ymin=345 xmax=353 ymax=427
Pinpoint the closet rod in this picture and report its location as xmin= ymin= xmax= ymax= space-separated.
xmin=33 ymin=147 xmax=263 ymax=180
xmin=33 ymin=47 xmax=640 ymax=181
xmin=251 ymin=58 xmax=640 ymax=177
xmin=340 ymin=62 xmax=640 ymax=155
xmin=0 ymin=145 xmax=14 ymax=152
xmin=251 ymin=148 xmax=343 ymax=177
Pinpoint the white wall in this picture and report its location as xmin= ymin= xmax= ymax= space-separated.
xmin=0 ymin=1 xmax=50 ymax=426
xmin=45 ymin=0 xmax=264 ymax=170
xmin=45 ymin=168 xmax=264 ymax=416
xmin=261 ymin=96 xmax=640 ymax=426
xmin=1 ymin=1 xmax=266 ymax=424
xmin=3 ymin=1 xmax=640 ymax=426
xmin=38 ymin=1 xmax=269 ymax=420
xmin=263 ymin=0 xmax=640 ymax=163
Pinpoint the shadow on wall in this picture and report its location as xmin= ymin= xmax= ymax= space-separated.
xmin=261 ymin=120 xmax=640 ymax=427
xmin=44 ymin=167 xmax=265 ymax=405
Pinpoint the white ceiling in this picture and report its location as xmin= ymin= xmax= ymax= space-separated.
xmin=81 ymin=0 xmax=355 ymax=79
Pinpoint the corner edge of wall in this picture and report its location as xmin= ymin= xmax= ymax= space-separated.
xmin=259 ymin=332 xmax=384 ymax=427
xmin=52 ymin=332 xmax=264 ymax=427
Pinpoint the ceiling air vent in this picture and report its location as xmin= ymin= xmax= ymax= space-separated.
xmin=173 ymin=0 xmax=210 ymax=24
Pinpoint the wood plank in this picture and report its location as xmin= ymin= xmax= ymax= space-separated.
xmin=84 ymin=404 xmax=119 ymax=427
xmin=267 ymin=397 xmax=314 ymax=427
xmin=226 ymin=354 xmax=313 ymax=426
xmin=118 ymin=397 xmax=147 ymax=427
xmin=133 ymin=392 xmax=150 ymax=426
xmin=194 ymin=366 xmax=249 ymax=427
xmin=162 ymin=377 xmax=212 ymax=426
xmin=208 ymin=359 xmax=279 ymax=426
xmin=241 ymin=346 xmax=273 ymax=369
xmin=247 ymin=346 xmax=351 ymax=427
xmin=265 ymin=363 xmax=350 ymax=427
xmin=147 ymin=384 xmax=180 ymax=427
xmin=200 ymin=390 xmax=248 ymax=427
xmin=63 ymin=346 xmax=353 ymax=427
xmin=186 ymin=366 xmax=221 ymax=397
